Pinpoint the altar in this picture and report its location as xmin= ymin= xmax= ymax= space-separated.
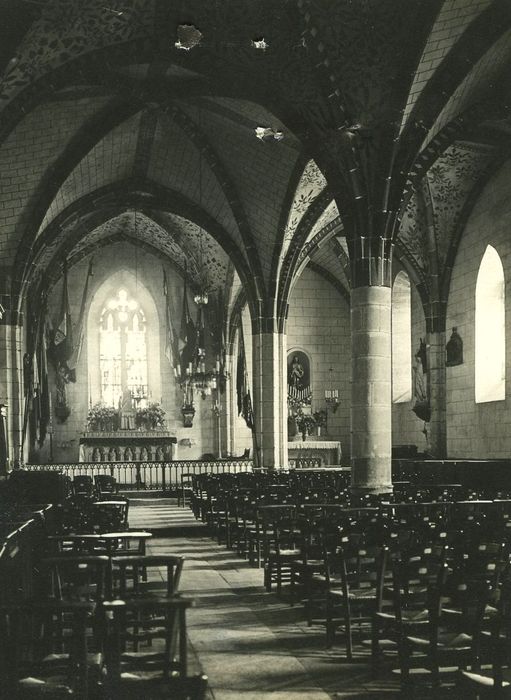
xmin=79 ymin=431 xmax=177 ymax=463
xmin=288 ymin=440 xmax=342 ymax=467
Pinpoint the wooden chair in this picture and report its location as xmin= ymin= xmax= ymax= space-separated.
xmin=261 ymin=505 xmax=300 ymax=595
xmin=177 ymin=473 xmax=194 ymax=508
xmin=90 ymin=499 xmax=129 ymax=532
xmin=72 ymin=475 xmax=95 ymax=499
xmin=41 ymin=554 xmax=113 ymax=602
xmin=398 ymin=566 xmax=497 ymax=694
xmin=94 ymin=474 xmax=118 ymax=499
xmin=102 ymin=597 xmax=207 ymax=698
xmin=371 ymin=542 xmax=446 ymax=676
xmin=112 ymin=555 xmax=184 ymax=600
xmin=458 ymin=579 xmax=511 ymax=697
xmin=306 ymin=530 xmax=387 ymax=658
xmin=0 ymin=600 xmax=101 ymax=698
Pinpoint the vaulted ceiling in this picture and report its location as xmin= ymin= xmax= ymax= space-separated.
xmin=0 ymin=0 xmax=510 ymax=330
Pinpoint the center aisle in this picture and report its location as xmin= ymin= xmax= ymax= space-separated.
xmin=130 ymin=499 xmax=399 ymax=699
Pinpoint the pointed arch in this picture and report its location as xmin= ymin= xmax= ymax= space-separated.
xmin=392 ymin=270 xmax=412 ymax=403
xmin=475 ymin=245 xmax=505 ymax=403
xmin=87 ymin=270 xmax=161 ymax=409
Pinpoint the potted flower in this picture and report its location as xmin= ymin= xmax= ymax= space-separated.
xmin=136 ymin=402 xmax=166 ymax=430
xmin=87 ymin=402 xmax=117 ymax=432
xmin=295 ymin=411 xmax=316 ymax=441
xmin=312 ymin=409 xmax=327 ymax=437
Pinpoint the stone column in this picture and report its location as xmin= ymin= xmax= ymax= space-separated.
xmin=351 ymin=285 xmax=392 ymax=493
xmin=427 ymin=330 xmax=447 ymax=458
xmin=224 ymin=352 xmax=234 ymax=457
xmin=0 ymin=313 xmax=23 ymax=472
xmin=277 ymin=332 xmax=288 ymax=467
xmin=252 ymin=330 xmax=285 ymax=469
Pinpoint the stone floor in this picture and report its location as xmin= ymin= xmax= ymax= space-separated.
xmin=129 ymin=499 xmax=402 ymax=699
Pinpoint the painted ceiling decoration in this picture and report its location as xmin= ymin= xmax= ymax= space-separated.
xmin=0 ymin=0 xmax=510 ymax=329
xmin=282 ymin=159 xmax=327 ymax=259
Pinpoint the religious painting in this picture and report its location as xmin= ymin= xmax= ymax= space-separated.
xmin=287 ymin=350 xmax=312 ymax=405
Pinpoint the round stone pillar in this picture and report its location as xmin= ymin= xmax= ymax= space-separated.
xmin=350 ymin=285 xmax=392 ymax=493
xmin=252 ymin=330 xmax=286 ymax=469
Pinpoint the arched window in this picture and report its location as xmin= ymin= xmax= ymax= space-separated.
xmin=475 ymin=245 xmax=505 ymax=403
xmin=100 ymin=288 xmax=148 ymax=407
xmin=392 ymin=271 xmax=412 ymax=403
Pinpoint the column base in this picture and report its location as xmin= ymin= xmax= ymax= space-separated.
xmin=349 ymin=484 xmax=393 ymax=496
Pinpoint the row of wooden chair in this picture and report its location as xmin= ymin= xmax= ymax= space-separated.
xmin=187 ymin=471 xmax=511 ymax=695
xmin=0 ymin=597 xmax=207 ymax=699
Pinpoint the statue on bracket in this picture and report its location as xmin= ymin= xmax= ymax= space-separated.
xmin=446 ymin=327 xmax=463 ymax=366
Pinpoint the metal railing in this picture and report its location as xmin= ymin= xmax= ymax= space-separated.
xmin=23 ymin=460 xmax=253 ymax=490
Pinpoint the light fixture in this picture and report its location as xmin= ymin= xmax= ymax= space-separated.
xmin=251 ymin=37 xmax=268 ymax=50
xmin=324 ymin=368 xmax=339 ymax=413
xmin=174 ymin=106 xmax=228 ymax=418
xmin=175 ymin=24 xmax=203 ymax=51
xmin=255 ymin=126 xmax=284 ymax=142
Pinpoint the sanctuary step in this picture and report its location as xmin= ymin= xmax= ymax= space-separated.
xmin=129 ymin=498 xmax=209 ymax=537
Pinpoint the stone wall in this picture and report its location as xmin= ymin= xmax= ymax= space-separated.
xmin=286 ymin=267 xmax=350 ymax=458
xmin=446 ymin=160 xmax=511 ymax=457
xmin=391 ymin=263 xmax=429 ymax=452
xmin=38 ymin=241 xmax=216 ymax=463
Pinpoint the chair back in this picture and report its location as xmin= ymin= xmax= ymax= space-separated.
xmin=113 ymin=554 xmax=184 ymax=599
xmin=94 ymin=474 xmax=118 ymax=498
xmin=102 ymin=596 xmax=194 ymax=684
xmin=73 ymin=475 xmax=95 ymax=498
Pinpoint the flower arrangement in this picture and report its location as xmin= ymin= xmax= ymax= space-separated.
xmin=87 ymin=402 xmax=117 ymax=431
xmin=313 ymin=409 xmax=327 ymax=428
xmin=295 ymin=409 xmax=316 ymax=439
xmin=136 ymin=402 xmax=166 ymax=430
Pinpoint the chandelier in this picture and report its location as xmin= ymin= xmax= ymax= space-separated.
xmin=175 ymin=104 xmax=228 ymax=414
xmin=176 ymin=235 xmax=228 ymax=404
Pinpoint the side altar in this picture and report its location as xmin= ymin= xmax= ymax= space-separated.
xmin=79 ymin=430 xmax=177 ymax=463
xmin=288 ymin=439 xmax=342 ymax=467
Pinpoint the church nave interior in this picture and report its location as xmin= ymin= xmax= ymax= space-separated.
xmin=1 ymin=1 xmax=511 ymax=697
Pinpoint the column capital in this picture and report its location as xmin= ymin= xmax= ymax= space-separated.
xmin=350 ymin=238 xmax=393 ymax=288
xmin=0 ymin=294 xmax=23 ymax=326
xmin=251 ymin=317 xmax=285 ymax=337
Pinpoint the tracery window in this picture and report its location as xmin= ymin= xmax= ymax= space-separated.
xmin=475 ymin=245 xmax=505 ymax=403
xmin=392 ymin=271 xmax=412 ymax=403
xmin=99 ymin=289 xmax=148 ymax=407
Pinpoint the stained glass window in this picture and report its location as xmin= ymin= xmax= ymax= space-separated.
xmin=99 ymin=289 xmax=148 ymax=407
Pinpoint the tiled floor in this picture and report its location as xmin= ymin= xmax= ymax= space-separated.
xmin=129 ymin=499 xmax=401 ymax=699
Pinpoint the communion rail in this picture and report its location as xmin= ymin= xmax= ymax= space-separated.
xmin=23 ymin=460 xmax=253 ymax=491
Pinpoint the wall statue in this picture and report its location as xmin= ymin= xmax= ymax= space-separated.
xmin=446 ymin=327 xmax=463 ymax=367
